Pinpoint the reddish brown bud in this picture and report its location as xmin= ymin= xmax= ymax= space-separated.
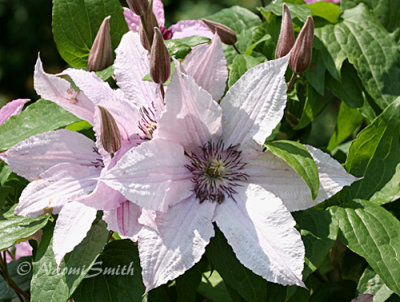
xmin=88 ymin=16 xmax=113 ymax=72
xmin=150 ymin=27 xmax=171 ymax=84
xmin=139 ymin=0 xmax=158 ymax=50
xmin=289 ymin=16 xmax=314 ymax=74
xmin=98 ymin=106 xmax=121 ymax=155
xmin=275 ymin=4 xmax=295 ymax=59
xmin=126 ymin=0 xmax=148 ymax=16
xmin=202 ymin=19 xmax=237 ymax=45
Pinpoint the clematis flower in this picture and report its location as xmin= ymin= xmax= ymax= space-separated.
xmin=6 ymin=241 xmax=33 ymax=263
xmin=1 ymin=30 xmax=227 ymax=262
xmin=0 ymin=99 xmax=28 ymax=125
xmin=124 ymin=0 xmax=213 ymax=40
xmin=102 ymin=55 xmax=357 ymax=290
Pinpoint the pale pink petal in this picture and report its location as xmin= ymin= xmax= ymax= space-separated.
xmin=15 ymin=163 xmax=99 ymax=218
xmin=182 ymin=34 xmax=228 ymax=101
xmin=0 ymin=99 xmax=29 ymax=125
xmin=6 ymin=241 xmax=33 ymax=262
xmin=34 ymin=57 xmax=95 ymax=123
xmin=53 ymin=202 xmax=97 ymax=266
xmin=114 ymin=32 xmax=162 ymax=110
xmin=221 ymin=55 xmax=290 ymax=151
xmin=138 ymin=198 xmax=216 ymax=291
xmin=214 ymin=184 xmax=305 ymax=287
xmin=246 ymin=146 xmax=358 ymax=212
xmin=158 ymin=60 xmax=223 ymax=151
xmin=351 ymin=294 xmax=373 ymax=302
xmin=170 ymin=20 xmax=213 ymax=39
xmin=103 ymin=201 xmax=142 ymax=240
xmin=123 ymin=7 xmax=140 ymax=32
xmin=102 ymin=138 xmax=192 ymax=212
xmin=153 ymin=0 xmax=165 ymax=27
xmin=0 ymin=129 xmax=99 ymax=181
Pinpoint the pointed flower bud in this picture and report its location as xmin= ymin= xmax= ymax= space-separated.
xmin=98 ymin=106 xmax=121 ymax=155
xmin=202 ymin=19 xmax=237 ymax=45
xmin=275 ymin=4 xmax=295 ymax=59
xmin=150 ymin=27 xmax=171 ymax=84
xmin=88 ymin=16 xmax=113 ymax=72
xmin=139 ymin=0 xmax=158 ymax=50
xmin=289 ymin=16 xmax=314 ymax=74
xmin=126 ymin=0 xmax=148 ymax=16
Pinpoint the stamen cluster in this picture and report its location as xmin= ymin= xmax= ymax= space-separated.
xmin=138 ymin=106 xmax=158 ymax=140
xmin=91 ymin=147 xmax=105 ymax=168
xmin=185 ymin=141 xmax=248 ymax=203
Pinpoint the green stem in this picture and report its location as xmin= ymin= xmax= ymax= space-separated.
xmin=287 ymin=72 xmax=297 ymax=92
xmin=232 ymin=44 xmax=241 ymax=54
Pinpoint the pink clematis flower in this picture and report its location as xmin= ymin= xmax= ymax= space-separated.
xmin=304 ymin=0 xmax=340 ymax=4
xmin=124 ymin=0 xmax=213 ymax=40
xmin=1 ymin=31 xmax=227 ymax=262
xmin=6 ymin=241 xmax=33 ymax=263
xmin=0 ymin=99 xmax=28 ymax=126
xmin=103 ymin=55 xmax=357 ymax=290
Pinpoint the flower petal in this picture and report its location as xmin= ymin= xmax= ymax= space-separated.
xmin=103 ymin=201 xmax=142 ymax=240
xmin=214 ymin=184 xmax=305 ymax=287
xmin=153 ymin=0 xmax=165 ymax=27
xmin=138 ymin=198 xmax=216 ymax=291
xmin=0 ymin=99 xmax=28 ymax=125
xmin=34 ymin=57 xmax=95 ymax=123
xmin=246 ymin=146 xmax=358 ymax=212
xmin=102 ymin=138 xmax=192 ymax=212
xmin=0 ymin=129 xmax=99 ymax=181
xmin=15 ymin=163 xmax=99 ymax=217
xmin=53 ymin=201 xmax=97 ymax=266
xmin=158 ymin=60 xmax=223 ymax=150
xmin=170 ymin=20 xmax=213 ymax=39
xmin=182 ymin=34 xmax=228 ymax=101
xmin=221 ymin=55 xmax=289 ymax=150
xmin=80 ymin=179 xmax=125 ymax=211
xmin=123 ymin=7 xmax=140 ymax=32
xmin=114 ymin=32 xmax=163 ymax=111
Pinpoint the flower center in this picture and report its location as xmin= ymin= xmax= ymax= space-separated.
xmin=160 ymin=26 xmax=173 ymax=40
xmin=185 ymin=141 xmax=248 ymax=204
xmin=91 ymin=147 xmax=105 ymax=169
xmin=138 ymin=106 xmax=157 ymax=140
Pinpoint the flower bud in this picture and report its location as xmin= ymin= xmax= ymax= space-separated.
xmin=98 ymin=106 xmax=121 ymax=155
xmin=202 ymin=19 xmax=237 ymax=45
xmin=126 ymin=0 xmax=148 ymax=16
xmin=275 ymin=4 xmax=295 ymax=59
xmin=88 ymin=16 xmax=113 ymax=72
xmin=289 ymin=16 xmax=314 ymax=74
xmin=139 ymin=0 xmax=158 ymax=50
xmin=150 ymin=27 xmax=171 ymax=84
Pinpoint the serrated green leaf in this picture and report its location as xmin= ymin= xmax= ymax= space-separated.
xmin=357 ymin=266 xmax=393 ymax=302
xmin=30 ymin=219 xmax=108 ymax=302
xmin=52 ymin=0 xmax=128 ymax=68
xmin=327 ymin=101 xmax=363 ymax=152
xmin=0 ymin=207 xmax=49 ymax=252
xmin=0 ymin=256 xmax=32 ymax=300
xmin=73 ymin=240 xmax=145 ymax=302
xmin=293 ymin=209 xmax=338 ymax=279
xmin=345 ymin=98 xmax=400 ymax=204
xmin=0 ymin=99 xmax=80 ymax=151
xmin=265 ymin=140 xmax=320 ymax=200
xmin=305 ymin=2 xmax=340 ymax=23
xmin=228 ymin=54 xmax=260 ymax=87
xmin=206 ymin=228 xmax=268 ymax=302
xmin=315 ymin=4 xmax=400 ymax=109
xmin=331 ymin=200 xmax=400 ymax=296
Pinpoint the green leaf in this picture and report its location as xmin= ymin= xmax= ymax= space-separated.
xmin=52 ymin=0 xmax=128 ymax=68
xmin=315 ymin=4 xmax=400 ymax=109
xmin=341 ymin=0 xmax=400 ymax=32
xmin=30 ymin=219 xmax=108 ymax=302
xmin=206 ymin=228 xmax=268 ymax=302
xmin=357 ymin=266 xmax=393 ymax=302
xmin=198 ymin=270 xmax=233 ymax=302
xmin=265 ymin=140 xmax=320 ymax=200
xmin=293 ymin=209 xmax=338 ymax=279
xmin=164 ymin=40 xmax=192 ymax=60
xmin=176 ymin=260 xmax=207 ymax=302
xmin=345 ymin=98 xmax=400 ymax=204
xmin=96 ymin=65 xmax=114 ymax=81
xmin=0 ymin=99 xmax=80 ymax=151
xmin=260 ymin=1 xmax=311 ymax=22
xmin=228 ymin=54 xmax=260 ymax=87
xmin=305 ymin=2 xmax=340 ymax=23
xmin=0 ymin=256 xmax=32 ymax=300
xmin=327 ymin=101 xmax=363 ymax=152
xmin=0 ymin=207 xmax=49 ymax=252
xmin=304 ymin=50 xmax=326 ymax=96
xmin=309 ymin=280 xmax=357 ymax=302
xmin=331 ymin=200 xmax=400 ymax=296
xmin=73 ymin=240 xmax=145 ymax=302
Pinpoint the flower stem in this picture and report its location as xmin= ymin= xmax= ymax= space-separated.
xmin=232 ymin=44 xmax=241 ymax=54
xmin=160 ymin=84 xmax=165 ymax=102
xmin=287 ymin=72 xmax=297 ymax=92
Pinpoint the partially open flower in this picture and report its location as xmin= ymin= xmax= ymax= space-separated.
xmin=98 ymin=105 xmax=122 ymax=155
xmin=150 ymin=27 xmax=171 ymax=84
xmin=202 ymin=19 xmax=237 ymax=46
xmin=289 ymin=16 xmax=314 ymax=73
xmin=275 ymin=4 xmax=295 ymax=59
xmin=88 ymin=16 xmax=113 ymax=72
